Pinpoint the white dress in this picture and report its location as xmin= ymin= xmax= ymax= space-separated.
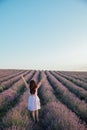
xmin=28 ymin=89 xmax=41 ymax=111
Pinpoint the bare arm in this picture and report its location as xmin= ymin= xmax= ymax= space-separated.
xmin=37 ymin=75 xmax=46 ymax=89
xmin=21 ymin=75 xmax=29 ymax=89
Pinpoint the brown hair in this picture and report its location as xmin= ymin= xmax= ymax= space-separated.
xmin=29 ymin=80 xmax=37 ymax=94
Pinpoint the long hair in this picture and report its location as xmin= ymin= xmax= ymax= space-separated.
xmin=29 ymin=80 xmax=37 ymax=94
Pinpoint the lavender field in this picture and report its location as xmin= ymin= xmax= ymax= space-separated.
xmin=0 ymin=69 xmax=87 ymax=130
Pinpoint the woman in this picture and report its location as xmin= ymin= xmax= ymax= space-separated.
xmin=21 ymin=74 xmax=46 ymax=122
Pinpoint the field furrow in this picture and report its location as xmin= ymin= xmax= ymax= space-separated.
xmin=1 ymin=71 xmax=40 ymax=130
xmin=0 ymin=70 xmax=25 ymax=82
xmin=45 ymin=71 xmax=87 ymax=123
xmin=50 ymin=71 xmax=87 ymax=103
xmin=0 ymin=70 xmax=20 ymax=78
xmin=57 ymin=72 xmax=87 ymax=91
xmin=0 ymin=70 xmax=30 ymax=92
xmin=37 ymin=71 xmax=87 ymax=130
xmin=60 ymin=71 xmax=87 ymax=83
xmin=0 ymin=70 xmax=87 ymax=130
xmin=0 ymin=70 xmax=35 ymax=120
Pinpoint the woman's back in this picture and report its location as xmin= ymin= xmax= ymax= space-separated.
xmin=30 ymin=88 xmax=38 ymax=96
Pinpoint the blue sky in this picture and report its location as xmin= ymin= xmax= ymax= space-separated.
xmin=0 ymin=0 xmax=87 ymax=71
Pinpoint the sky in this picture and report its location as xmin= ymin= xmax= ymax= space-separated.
xmin=0 ymin=0 xmax=87 ymax=71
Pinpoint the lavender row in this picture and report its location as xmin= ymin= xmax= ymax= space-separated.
xmin=45 ymin=71 xmax=87 ymax=123
xmin=0 ymin=70 xmax=30 ymax=92
xmin=61 ymin=71 xmax=87 ymax=80
xmin=0 ymin=69 xmax=20 ymax=78
xmin=57 ymin=71 xmax=87 ymax=91
xmin=50 ymin=71 xmax=87 ymax=103
xmin=0 ymin=70 xmax=26 ymax=83
xmin=1 ymin=71 xmax=40 ymax=130
xmin=59 ymin=71 xmax=87 ymax=83
xmin=39 ymin=71 xmax=87 ymax=130
xmin=0 ymin=71 xmax=35 ymax=118
xmin=39 ymin=71 xmax=57 ymax=105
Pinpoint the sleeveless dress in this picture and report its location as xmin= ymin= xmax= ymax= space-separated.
xmin=28 ymin=89 xmax=41 ymax=111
